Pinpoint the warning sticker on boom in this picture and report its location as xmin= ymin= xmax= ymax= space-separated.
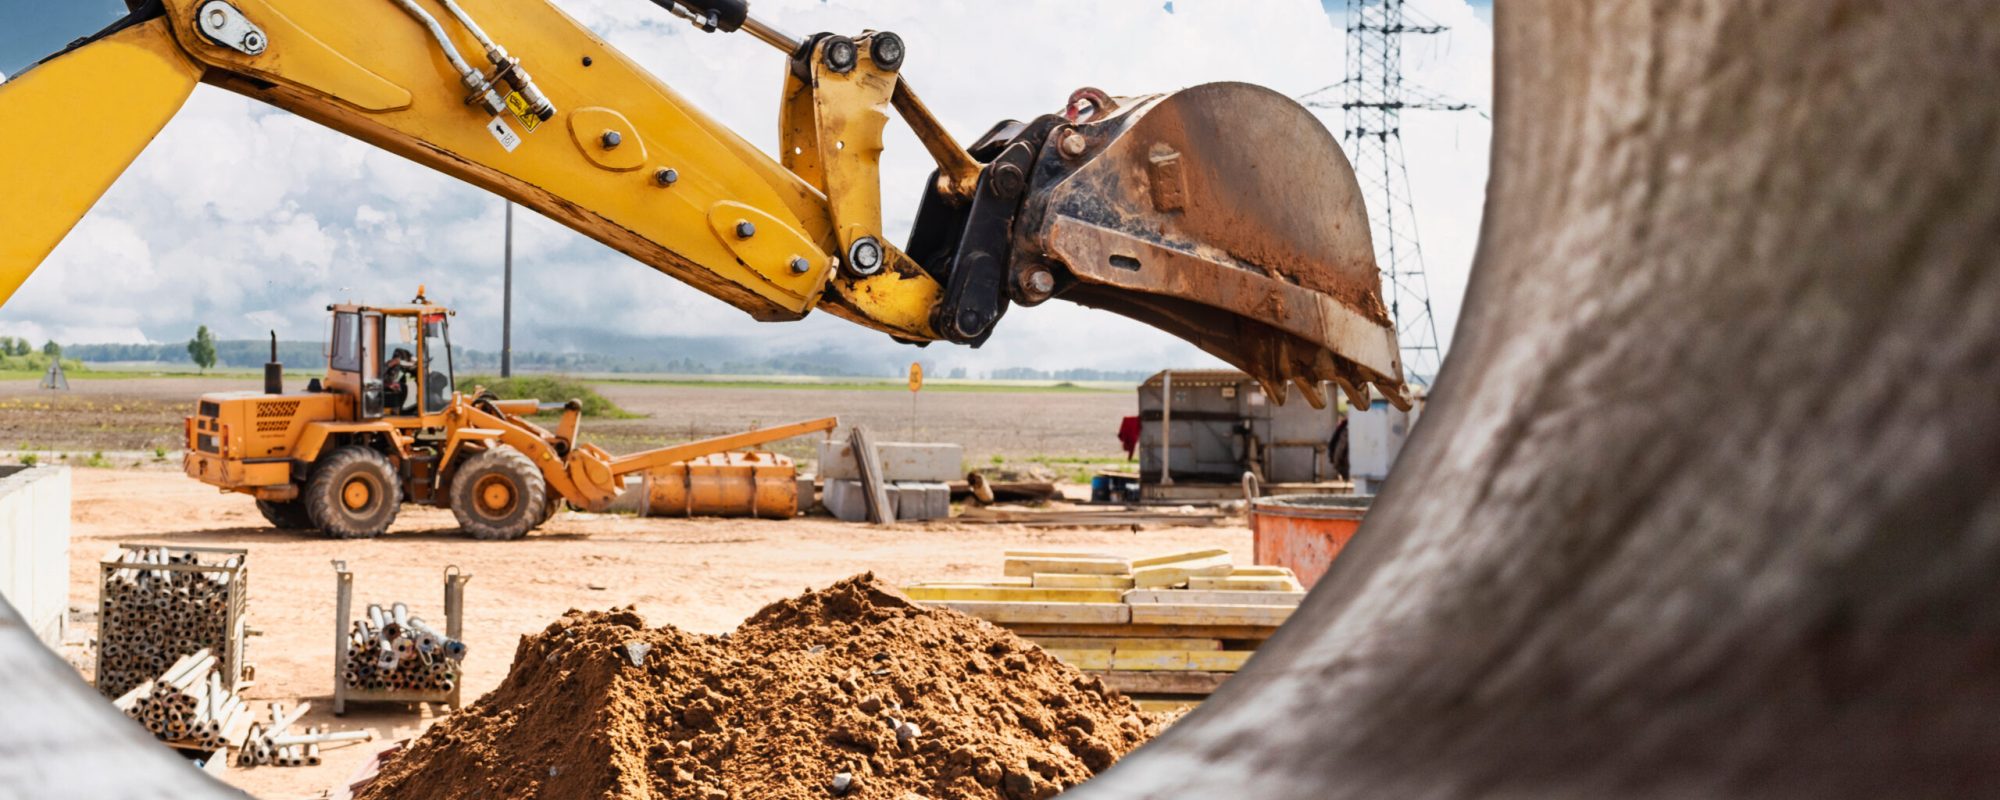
xmin=505 ymin=92 xmax=541 ymax=133
xmin=486 ymin=116 xmax=521 ymax=153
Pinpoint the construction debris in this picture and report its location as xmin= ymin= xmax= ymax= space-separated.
xmin=906 ymin=550 xmax=1305 ymax=709
xmin=96 ymin=545 xmax=249 ymax=700
xmin=112 ymin=648 xmax=245 ymax=752
xmin=352 ymin=576 xmax=1167 ymax=800
xmin=237 ymin=701 xmax=374 ymax=768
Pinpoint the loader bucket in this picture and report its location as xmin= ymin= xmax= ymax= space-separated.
xmin=1015 ymin=83 xmax=1407 ymax=409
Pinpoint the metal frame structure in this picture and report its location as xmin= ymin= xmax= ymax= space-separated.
xmin=1304 ymin=0 xmax=1478 ymax=385
xmin=331 ymin=561 xmax=470 ymax=715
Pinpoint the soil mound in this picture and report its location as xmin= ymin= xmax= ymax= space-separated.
xmin=355 ymin=575 xmax=1162 ymax=800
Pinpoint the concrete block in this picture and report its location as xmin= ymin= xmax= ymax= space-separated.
xmin=823 ymin=479 xmax=875 ymax=523
xmin=818 ymin=440 xmax=963 ymax=483
xmin=797 ymin=474 xmax=819 ymax=510
xmin=0 ymin=466 xmax=71 ymax=649
xmin=891 ymin=481 xmax=951 ymax=521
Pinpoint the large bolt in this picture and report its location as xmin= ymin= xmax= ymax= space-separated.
xmin=600 ymin=130 xmax=622 ymax=149
xmin=1058 ymin=130 xmax=1089 ymax=159
xmin=1024 ymin=269 xmax=1056 ymax=297
xmin=957 ymin=309 xmax=986 ymax=337
xmin=870 ymin=33 xmax=906 ymax=71
xmin=241 ymin=31 xmax=265 ymax=53
xmin=990 ymin=163 xmax=1027 ymax=201
xmin=846 ymin=237 xmax=884 ymax=276
xmin=654 ymin=167 xmax=679 ymax=186
xmin=823 ymin=37 xmax=858 ymax=74
xmin=789 ymin=256 xmax=812 ymax=274
xmin=734 ymin=220 xmax=757 ymax=239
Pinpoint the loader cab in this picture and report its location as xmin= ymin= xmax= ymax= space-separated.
xmin=324 ymin=294 xmax=455 ymax=427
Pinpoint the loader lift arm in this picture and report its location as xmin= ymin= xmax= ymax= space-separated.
xmin=0 ymin=0 xmax=1407 ymax=409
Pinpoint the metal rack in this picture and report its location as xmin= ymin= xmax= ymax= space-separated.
xmin=331 ymin=561 xmax=471 ymax=715
xmin=95 ymin=544 xmax=251 ymax=699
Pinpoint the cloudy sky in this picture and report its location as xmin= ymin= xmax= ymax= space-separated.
xmin=0 ymin=0 xmax=1491 ymax=375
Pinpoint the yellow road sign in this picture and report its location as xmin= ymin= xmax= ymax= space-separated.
xmin=908 ymin=362 xmax=923 ymax=392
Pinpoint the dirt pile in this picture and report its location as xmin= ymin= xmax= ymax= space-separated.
xmin=354 ymin=575 xmax=1163 ymax=800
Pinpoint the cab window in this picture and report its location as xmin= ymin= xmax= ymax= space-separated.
xmin=422 ymin=314 xmax=453 ymax=414
xmin=329 ymin=312 xmax=360 ymax=372
xmin=384 ymin=317 xmax=419 ymax=415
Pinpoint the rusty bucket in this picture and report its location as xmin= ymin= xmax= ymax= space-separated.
xmin=1249 ymin=494 xmax=1372 ymax=590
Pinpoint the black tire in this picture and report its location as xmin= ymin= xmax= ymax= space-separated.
xmin=449 ymin=446 xmax=546 ymax=541
xmin=255 ymin=498 xmax=314 ymax=530
xmin=304 ymin=446 xmax=401 ymax=539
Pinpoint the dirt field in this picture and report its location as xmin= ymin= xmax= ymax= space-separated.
xmin=0 ymin=375 xmax=1135 ymax=467
xmin=59 ymin=467 xmax=1246 ymax=799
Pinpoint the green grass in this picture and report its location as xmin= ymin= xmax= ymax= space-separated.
xmin=463 ymin=374 xmax=639 ymax=419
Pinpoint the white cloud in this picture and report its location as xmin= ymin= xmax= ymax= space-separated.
xmin=0 ymin=0 xmax=1490 ymax=377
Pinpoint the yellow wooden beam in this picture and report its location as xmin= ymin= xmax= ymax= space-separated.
xmin=1123 ymin=590 xmax=1305 ymax=607
xmin=1189 ymin=575 xmax=1303 ymax=592
xmin=1131 ymin=552 xmax=1236 ymax=588
xmin=1028 ymin=636 xmax=1224 ymax=652
xmin=1003 ymin=555 xmax=1133 ymax=578
xmin=922 ymin=600 xmax=1132 ymax=625
xmin=1127 ymin=604 xmax=1295 ymax=627
xmin=903 ymin=586 xmax=1126 ymax=604
xmin=1032 ymin=573 xmax=1135 ymax=589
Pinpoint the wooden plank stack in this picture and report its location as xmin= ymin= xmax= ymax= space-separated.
xmin=112 ymin=648 xmax=247 ymax=752
xmin=905 ymin=549 xmax=1304 ymax=710
xmin=96 ymin=545 xmax=249 ymax=700
xmin=344 ymin=602 xmax=465 ymax=694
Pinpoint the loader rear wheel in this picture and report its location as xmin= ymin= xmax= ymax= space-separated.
xmin=304 ymin=446 xmax=401 ymax=539
xmin=450 ymin=446 xmax=546 ymax=541
xmin=255 ymin=498 xmax=313 ymax=530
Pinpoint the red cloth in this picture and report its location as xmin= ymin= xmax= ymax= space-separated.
xmin=1117 ymin=415 xmax=1142 ymax=459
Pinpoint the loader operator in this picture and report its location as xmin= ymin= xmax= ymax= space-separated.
xmin=384 ymin=348 xmax=416 ymax=415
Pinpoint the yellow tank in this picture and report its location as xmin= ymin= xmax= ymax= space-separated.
xmin=642 ymin=452 xmax=798 ymax=519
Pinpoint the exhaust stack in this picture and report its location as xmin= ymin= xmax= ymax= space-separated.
xmin=263 ymin=331 xmax=282 ymax=395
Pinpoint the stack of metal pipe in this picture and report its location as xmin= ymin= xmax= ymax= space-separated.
xmin=236 ymin=701 xmax=373 ymax=768
xmin=98 ymin=547 xmax=243 ymax=699
xmin=343 ymin=602 xmax=464 ymax=693
xmin=112 ymin=649 xmax=246 ymax=750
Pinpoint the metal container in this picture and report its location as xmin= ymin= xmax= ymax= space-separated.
xmin=1250 ymin=494 xmax=1372 ymax=589
xmin=643 ymin=452 xmax=797 ymax=519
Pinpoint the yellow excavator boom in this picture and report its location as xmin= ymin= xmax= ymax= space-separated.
xmin=0 ymin=0 xmax=1406 ymax=407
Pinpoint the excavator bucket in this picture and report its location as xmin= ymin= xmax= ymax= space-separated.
xmin=1009 ymin=83 xmax=1407 ymax=409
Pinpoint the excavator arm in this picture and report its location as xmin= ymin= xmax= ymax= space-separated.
xmin=0 ymin=0 xmax=1407 ymax=408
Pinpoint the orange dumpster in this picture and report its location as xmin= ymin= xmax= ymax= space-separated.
xmin=1249 ymin=494 xmax=1372 ymax=589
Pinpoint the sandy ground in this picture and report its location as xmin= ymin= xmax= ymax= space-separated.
xmin=60 ymin=468 xmax=1246 ymax=799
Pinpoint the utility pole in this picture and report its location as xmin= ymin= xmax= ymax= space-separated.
xmin=1301 ymin=0 xmax=1479 ymax=386
xmin=501 ymin=201 xmax=513 ymax=378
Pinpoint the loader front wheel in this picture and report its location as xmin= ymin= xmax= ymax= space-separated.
xmin=450 ymin=446 xmax=546 ymax=541
xmin=304 ymin=446 xmax=401 ymax=539
xmin=255 ymin=498 xmax=314 ymax=530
